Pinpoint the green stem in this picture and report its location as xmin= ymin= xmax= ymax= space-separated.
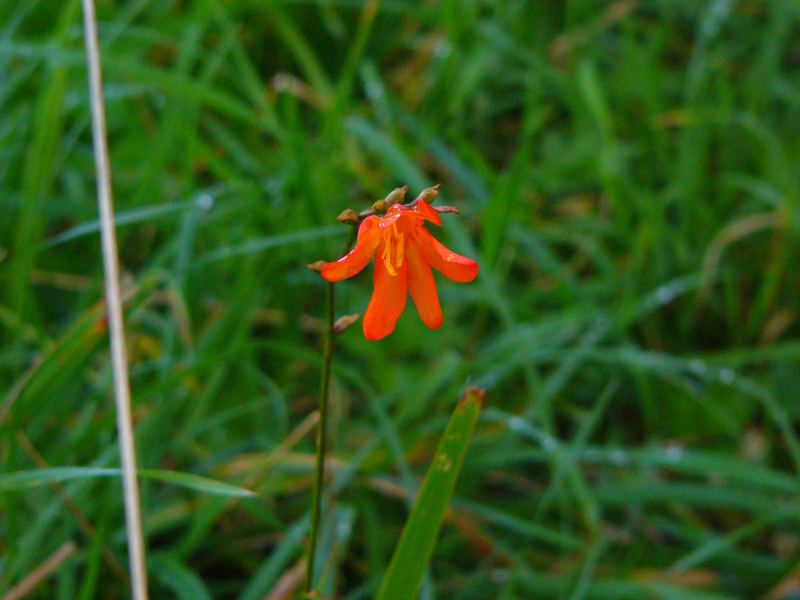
xmin=305 ymin=280 xmax=334 ymax=594
xmin=305 ymin=224 xmax=358 ymax=595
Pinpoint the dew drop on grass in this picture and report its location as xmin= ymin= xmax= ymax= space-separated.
xmin=610 ymin=450 xmax=628 ymax=466
xmin=718 ymin=368 xmax=735 ymax=385
xmin=196 ymin=193 xmax=214 ymax=211
xmin=665 ymin=445 xmax=684 ymax=462
xmin=689 ymin=359 xmax=706 ymax=376
xmin=541 ymin=436 xmax=557 ymax=452
xmin=366 ymin=80 xmax=383 ymax=100
xmin=338 ymin=519 xmax=352 ymax=538
xmin=654 ymin=280 xmax=686 ymax=305
xmin=508 ymin=416 xmax=525 ymax=433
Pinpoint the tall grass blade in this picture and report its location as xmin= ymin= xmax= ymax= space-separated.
xmin=80 ymin=0 xmax=148 ymax=597
xmin=375 ymin=388 xmax=483 ymax=600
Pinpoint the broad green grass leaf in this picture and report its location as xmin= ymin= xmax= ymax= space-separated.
xmin=375 ymin=388 xmax=483 ymax=600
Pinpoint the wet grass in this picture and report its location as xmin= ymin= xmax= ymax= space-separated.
xmin=3 ymin=1 xmax=800 ymax=598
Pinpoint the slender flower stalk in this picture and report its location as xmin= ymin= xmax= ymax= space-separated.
xmin=81 ymin=1 xmax=149 ymax=598
xmin=305 ymin=225 xmax=358 ymax=595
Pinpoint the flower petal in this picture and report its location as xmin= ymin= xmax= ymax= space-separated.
xmin=406 ymin=242 xmax=442 ymax=329
xmin=356 ymin=215 xmax=380 ymax=242
xmin=363 ymin=250 xmax=408 ymax=340
xmin=320 ymin=216 xmax=380 ymax=282
xmin=418 ymin=228 xmax=478 ymax=283
xmin=415 ymin=198 xmax=442 ymax=226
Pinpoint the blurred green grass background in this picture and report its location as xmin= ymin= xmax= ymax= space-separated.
xmin=3 ymin=0 xmax=800 ymax=597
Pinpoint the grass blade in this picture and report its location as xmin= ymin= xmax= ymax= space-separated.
xmin=81 ymin=0 xmax=149 ymax=596
xmin=0 ymin=467 xmax=255 ymax=498
xmin=139 ymin=470 xmax=255 ymax=498
xmin=375 ymin=388 xmax=484 ymax=600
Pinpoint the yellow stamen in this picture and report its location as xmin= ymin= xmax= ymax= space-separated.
xmin=381 ymin=223 xmax=401 ymax=276
xmin=396 ymin=232 xmax=405 ymax=269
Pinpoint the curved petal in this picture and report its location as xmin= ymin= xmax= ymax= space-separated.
xmin=363 ymin=249 xmax=408 ymax=340
xmin=415 ymin=198 xmax=442 ymax=226
xmin=418 ymin=228 xmax=478 ymax=283
xmin=356 ymin=215 xmax=380 ymax=242
xmin=320 ymin=217 xmax=380 ymax=281
xmin=406 ymin=242 xmax=442 ymax=329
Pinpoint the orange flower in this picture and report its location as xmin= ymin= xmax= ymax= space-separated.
xmin=321 ymin=189 xmax=478 ymax=340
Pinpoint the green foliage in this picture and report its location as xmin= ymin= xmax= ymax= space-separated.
xmin=2 ymin=0 xmax=800 ymax=598
xmin=376 ymin=389 xmax=482 ymax=600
